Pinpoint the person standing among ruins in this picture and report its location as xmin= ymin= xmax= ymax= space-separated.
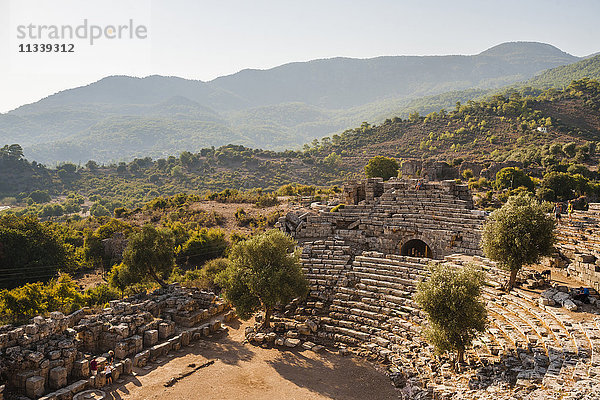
xmin=554 ymin=202 xmax=562 ymax=224
xmin=567 ymin=200 xmax=574 ymax=222
xmin=105 ymin=364 xmax=113 ymax=385
xmin=108 ymin=350 xmax=115 ymax=364
xmin=90 ymin=358 xmax=98 ymax=375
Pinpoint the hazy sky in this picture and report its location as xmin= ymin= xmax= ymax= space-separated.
xmin=1 ymin=0 xmax=599 ymax=113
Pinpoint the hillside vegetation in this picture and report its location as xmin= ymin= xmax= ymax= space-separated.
xmin=1 ymin=80 xmax=600 ymax=321
xmin=1 ymin=79 xmax=599 ymax=215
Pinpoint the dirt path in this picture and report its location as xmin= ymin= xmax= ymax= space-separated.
xmin=104 ymin=319 xmax=398 ymax=400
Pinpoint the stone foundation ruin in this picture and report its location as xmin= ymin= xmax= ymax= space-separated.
xmin=0 ymin=286 xmax=235 ymax=400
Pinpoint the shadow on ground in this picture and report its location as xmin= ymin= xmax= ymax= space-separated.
xmin=265 ymin=347 xmax=397 ymax=400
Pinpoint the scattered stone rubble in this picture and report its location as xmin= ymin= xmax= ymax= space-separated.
xmin=0 ymin=286 xmax=235 ymax=400
xmin=555 ymin=203 xmax=600 ymax=291
xmin=540 ymin=286 xmax=598 ymax=312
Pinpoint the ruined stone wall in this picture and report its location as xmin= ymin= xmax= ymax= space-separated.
xmin=0 ymin=286 xmax=233 ymax=400
xmin=400 ymin=160 xmax=458 ymax=180
xmin=282 ymin=178 xmax=485 ymax=260
xmin=101 ymin=233 xmax=128 ymax=264
xmin=555 ymin=203 xmax=600 ymax=291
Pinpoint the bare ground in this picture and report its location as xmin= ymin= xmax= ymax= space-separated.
xmin=103 ymin=319 xmax=398 ymax=400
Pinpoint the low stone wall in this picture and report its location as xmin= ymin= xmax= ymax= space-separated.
xmin=0 ymin=286 xmax=233 ymax=400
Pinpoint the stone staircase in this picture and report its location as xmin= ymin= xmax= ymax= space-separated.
xmin=294 ymin=246 xmax=600 ymax=398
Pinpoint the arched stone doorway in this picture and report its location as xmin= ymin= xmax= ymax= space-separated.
xmin=400 ymin=239 xmax=432 ymax=258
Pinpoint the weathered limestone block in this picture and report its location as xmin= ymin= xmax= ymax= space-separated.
xmin=202 ymin=325 xmax=211 ymax=336
xmin=111 ymin=366 xmax=120 ymax=381
xmin=296 ymin=323 xmax=311 ymax=335
xmin=48 ymin=350 xmax=62 ymax=361
xmin=92 ymin=371 xmax=106 ymax=388
xmin=27 ymin=351 xmax=45 ymax=364
xmin=158 ymin=322 xmax=175 ymax=339
xmin=284 ymin=338 xmax=301 ymax=347
xmin=49 ymin=366 xmax=67 ymax=389
xmin=149 ymin=342 xmax=170 ymax=360
xmin=113 ymin=323 xmax=129 ymax=338
xmin=72 ymin=359 xmax=90 ymax=379
xmin=25 ymin=324 xmax=39 ymax=336
xmin=131 ymin=335 xmax=143 ymax=354
xmin=54 ymin=387 xmax=73 ymax=400
xmin=210 ymin=320 xmax=221 ymax=332
xmin=65 ymin=380 xmax=87 ymax=395
xmin=122 ymin=358 xmax=133 ymax=375
xmin=180 ymin=330 xmax=190 ymax=347
xmin=144 ymin=330 xmax=159 ymax=347
xmin=115 ymin=341 xmax=128 ymax=359
xmin=168 ymin=335 xmax=181 ymax=351
xmin=50 ymin=312 xmax=65 ymax=320
xmin=133 ymin=351 xmax=149 ymax=368
xmin=26 ymin=375 xmax=45 ymax=398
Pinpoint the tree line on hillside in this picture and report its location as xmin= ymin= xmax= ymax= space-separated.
xmin=2 ymin=79 xmax=600 ymax=211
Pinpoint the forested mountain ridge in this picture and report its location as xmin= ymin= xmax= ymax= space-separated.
xmin=2 ymin=78 xmax=599 ymax=215
xmin=0 ymin=42 xmax=584 ymax=164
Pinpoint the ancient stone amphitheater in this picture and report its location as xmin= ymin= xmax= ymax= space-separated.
xmin=2 ymin=178 xmax=600 ymax=399
xmin=277 ymin=178 xmax=600 ymax=399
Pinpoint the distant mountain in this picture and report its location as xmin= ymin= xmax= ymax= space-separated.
xmin=524 ymin=54 xmax=600 ymax=89
xmin=0 ymin=42 xmax=583 ymax=164
xmin=368 ymin=54 xmax=600 ymax=124
xmin=212 ymin=41 xmax=578 ymax=109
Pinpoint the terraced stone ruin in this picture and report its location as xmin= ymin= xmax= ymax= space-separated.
xmin=0 ymin=286 xmax=235 ymax=400
xmin=270 ymin=178 xmax=600 ymax=398
xmin=281 ymin=178 xmax=485 ymax=259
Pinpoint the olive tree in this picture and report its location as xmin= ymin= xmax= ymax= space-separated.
xmin=495 ymin=167 xmax=533 ymax=191
xmin=122 ymin=225 xmax=175 ymax=287
xmin=414 ymin=263 xmax=487 ymax=367
xmin=217 ymin=230 xmax=308 ymax=329
xmin=364 ymin=156 xmax=399 ymax=180
xmin=482 ymin=193 xmax=555 ymax=290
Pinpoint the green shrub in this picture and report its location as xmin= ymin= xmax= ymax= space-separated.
xmin=495 ymin=167 xmax=534 ymax=191
xmin=177 ymin=228 xmax=228 ymax=266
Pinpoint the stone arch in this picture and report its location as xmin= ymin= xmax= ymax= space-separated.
xmin=400 ymin=238 xmax=433 ymax=258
